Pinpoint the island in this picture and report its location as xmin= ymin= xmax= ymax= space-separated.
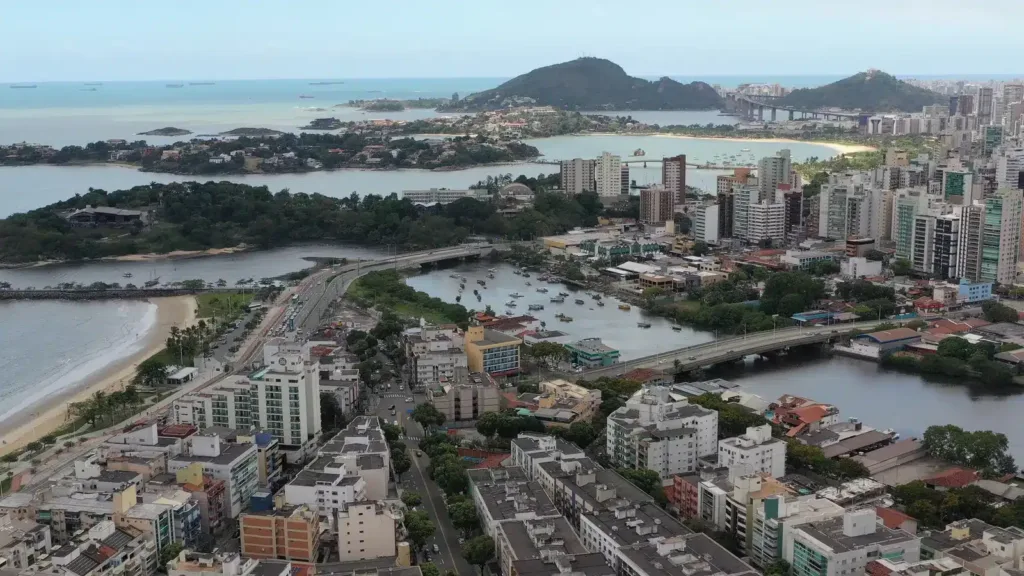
xmin=345 ymin=97 xmax=451 ymax=112
xmin=137 ymin=127 xmax=192 ymax=137
xmin=300 ymin=117 xmax=343 ymax=130
xmin=218 ymin=127 xmax=286 ymax=137
xmin=778 ymin=69 xmax=945 ymax=112
xmin=439 ymin=57 xmax=723 ymax=112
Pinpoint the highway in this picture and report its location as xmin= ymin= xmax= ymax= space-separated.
xmin=580 ymin=320 xmax=893 ymax=380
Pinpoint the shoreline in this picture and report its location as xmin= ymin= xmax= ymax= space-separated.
xmin=0 ymin=295 xmax=198 ymax=455
xmin=646 ymin=133 xmax=877 ymax=154
xmin=1 ymin=244 xmax=252 ymax=269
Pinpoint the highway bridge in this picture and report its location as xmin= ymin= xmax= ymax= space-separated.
xmin=725 ymin=93 xmax=870 ymax=125
xmin=579 ymin=320 xmax=890 ymax=381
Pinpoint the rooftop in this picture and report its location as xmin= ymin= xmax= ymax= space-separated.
xmin=799 ymin=514 xmax=918 ymax=553
xmin=467 ymin=468 xmax=559 ymax=522
xmin=617 ymin=534 xmax=757 ymax=576
xmin=170 ymin=442 xmax=255 ymax=466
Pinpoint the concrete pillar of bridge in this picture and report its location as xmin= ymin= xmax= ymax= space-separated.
xmin=771 ymin=108 xmax=777 ymax=122
xmin=758 ymin=105 xmax=764 ymax=121
xmin=789 ymin=109 xmax=794 ymax=121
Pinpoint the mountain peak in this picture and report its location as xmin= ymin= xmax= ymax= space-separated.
xmin=779 ymin=69 xmax=943 ymax=112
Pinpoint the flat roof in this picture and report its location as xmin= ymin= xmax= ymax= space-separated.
xmin=800 ymin=515 xmax=917 ymax=553
xmin=170 ymin=442 xmax=255 ymax=466
xmin=617 ymin=534 xmax=756 ymax=576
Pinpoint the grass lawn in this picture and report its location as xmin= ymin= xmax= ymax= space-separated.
xmin=196 ymin=292 xmax=253 ymax=321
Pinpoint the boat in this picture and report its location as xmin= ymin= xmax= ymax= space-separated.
xmin=487 ymin=268 xmax=497 ymax=273
xmin=559 ymin=316 xmax=573 ymax=322
xmin=477 ymin=280 xmax=486 ymax=286
xmin=309 ymin=81 xmax=345 ymax=85
xmin=575 ymin=299 xmax=585 ymax=305
xmin=740 ymin=148 xmax=751 ymax=152
xmin=633 ymin=148 xmax=646 ymax=157
xmin=619 ymin=304 xmax=631 ymax=311
xmin=189 ymin=82 xmax=216 ymax=86
xmin=84 ymin=82 xmax=103 ymax=86
xmin=122 ymin=273 xmax=133 ymax=278
xmin=528 ymin=304 xmax=544 ymax=311
xmin=165 ymin=83 xmax=184 ymax=88
xmin=506 ymin=301 xmax=517 ymax=307
xmin=449 ymin=274 xmax=459 ymax=279
xmin=477 ymin=294 xmax=482 ymax=301
xmin=597 ymin=301 xmax=605 ymax=307
xmin=592 ymin=294 xmax=602 ymax=300
xmin=299 ymin=95 xmax=315 ymax=99
xmin=536 ymin=287 xmax=549 ymax=293
xmin=522 ymin=272 xmax=531 ymax=278
xmin=509 ymin=292 xmax=522 ymax=298
xmin=10 ymin=84 xmax=37 ymax=89
xmin=81 ymin=88 xmax=97 ymax=92
xmin=672 ymin=326 xmax=682 ymax=332
xmin=558 ymin=291 xmax=569 ymax=297
xmin=144 ymin=278 xmax=160 ymax=288
xmin=505 ymin=309 xmax=514 ymax=315
xmin=525 ymin=281 xmax=532 ymax=286
xmin=550 ymin=296 xmax=564 ymax=303
xmin=637 ymin=322 xmax=652 ymax=328
xmin=487 ymin=273 xmax=495 ymax=279
xmin=513 ymin=270 xmax=522 ymax=276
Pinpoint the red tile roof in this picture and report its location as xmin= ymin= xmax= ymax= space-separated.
xmin=866 ymin=560 xmax=893 ymax=576
xmin=791 ymin=405 xmax=832 ymax=423
xmin=875 ymin=506 xmax=915 ymax=530
xmin=924 ymin=467 xmax=979 ymax=488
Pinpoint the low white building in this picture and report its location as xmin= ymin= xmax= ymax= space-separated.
xmin=167 ymin=434 xmax=258 ymax=518
xmin=336 ymin=502 xmax=398 ymax=562
xmin=693 ymin=203 xmax=721 ymax=244
xmin=841 ymin=257 xmax=883 ymax=278
xmin=282 ymin=456 xmax=367 ymax=520
xmin=718 ymin=424 xmax=787 ymax=478
xmin=787 ymin=509 xmax=921 ymax=576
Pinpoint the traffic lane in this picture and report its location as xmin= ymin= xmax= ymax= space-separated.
xmin=409 ymin=449 xmax=473 ymax=575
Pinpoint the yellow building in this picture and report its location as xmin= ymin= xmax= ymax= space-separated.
xmin=464 ymin=325 xmax=522 ymax=376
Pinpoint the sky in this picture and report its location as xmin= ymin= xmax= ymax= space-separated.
xmin=2 ymin=0 xmax=1022 ymax=82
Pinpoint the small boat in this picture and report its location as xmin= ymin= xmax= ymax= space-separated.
xmin=672 ymin=326 xmax=682 ymax=332
xmin=597 ymin=301 xmax=605 ymax=307
xmin=449 ymin=274 xmax=459 ymax=279
xmin=506 ymin=301 xmax=517 ymax=307
xmin=528 ymin=304 xmax=544 ymax=311
xmin=477 ymin=280 xmax=486 ymax=286
xmin=559 ymin=316 xmax=574 ymax=322
xmin=619 ymin=304 xmax=631 ymax=311
xmin=550 ymin=296 xmax=564 ymax=303
xmin=575 ymin=299 xmax=585 ymax=305
xmin=740 ymin=148 xmax=751 ymax=152
xmin=509 ymin=292 xmax=522 ymax=298
xmin=166 ymin=83 xmax=184 ymax=88
xmin=505 ymin=309 xmax=514 ymax=315
xmin=513 ymin=270 xmax=522 ymax=276
xmin=558 ymin=292 xmax=569 ymax=297
xmin=633 ymin=148 xmax=646 ymax=157
xmin=536 ymin=288 xmax=548 ymax=293
xmin=123 ymin=273 xmax=133 ymax=278
xmin=637 ymin=322 xmax=652 ymax=328
xmin=488 ymin=268 xmax=497 ymax=273
xmin=522 ymin=272 xmax=531 ymax=278
xmin=592 ymin=294 xmax=602 ymax=300
xmin=525 ymin=281 xmax=532 ymax=286
xmin=487 ymin=273 xmax=495 ymax=279
xmin=476 ymin=294 xmax=482 ymax=301
xmin=299 ymin=95 xmax=315 ymax=99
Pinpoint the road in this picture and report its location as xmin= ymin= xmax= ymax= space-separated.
xmin=580 ymin=320 xmax=893 ymax=379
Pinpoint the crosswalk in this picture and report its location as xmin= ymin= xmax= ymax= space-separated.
xmin=378 ymin=393 xmax=408 ymax=399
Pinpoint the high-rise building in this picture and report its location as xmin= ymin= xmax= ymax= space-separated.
xmin=620 ymin=163 xmax=630 ymax=195
xmin=981 ymin=189 xmax=1023 ymax=284
xmin=717 ymin=425 xmax=786 ymax=478
xmin=717 ymin=191 xmax=735 ymax=238
xmin=758 ymin=150 xmax=791 ymax=200
xmin=982 ymin=125 xmax=1004 ymax=157
xmin=978 ymin=87 xmax=994 ymax=125
xmin=693 ymin=203 xmax=720 ymax=244
xmin=594 ymin=152 xmax=622 ymax=197
xmin=942 ymin=171 xmax=974 ymax=203
xmin=957 ymin=94 xmax=975 ymax=117
xmin=788 ymin=510 xmax=921 ymax=576
xmin=804 ymin=195 xmax=820 ymax=238
xmin=1004 ymin=83 xmax=1024 ymax=108
xmin=662 ymin=155 xmax=687 ymax=204
xmin=996 ymin=147 xmax=1024 ymax=190
xmin=747 ymin=201 xmax=786 ymax=245
xmin=893 ymin=191 xmax=928 ymax=260
xmin=732 ymin=183 xmax=761 ymax=242
xmin=640 ymin=185 xmax=674 ymax=225
xmin=717 ymin=168 xmax=752 ymax=196
xmin=948 ymin=95 xmax=960 ymax=116
xmin=818 ymin=182 xmax=875 ymax=240
xmin=559 ymin=158 xmax=595 ymax=195
xmin=778 ymin=186 xmax=803 ymax=242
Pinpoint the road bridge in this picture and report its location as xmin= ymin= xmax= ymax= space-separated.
xmin=579 ymin=320 xmax=890 ymax=380
xmin=725 ymin=93 xmax=870 ymax=125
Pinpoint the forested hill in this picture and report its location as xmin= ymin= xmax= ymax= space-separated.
xmin=0 ymin=180 xmax=605 ymax=263
xmin=442 ymin=57 xmax=722 ymax=111
xmin=778 ymin=70 xmax=944 ymax=112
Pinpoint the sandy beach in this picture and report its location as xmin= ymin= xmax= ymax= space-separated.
xmin=646 ymin=133 xmax=877 ymax=155
xmin=114 ymin=245 xmax=248 ymax=262
xmin=0 ymin=296 xmax=197 ymax=455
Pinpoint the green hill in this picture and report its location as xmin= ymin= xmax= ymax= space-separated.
xmin=443 ymin=58 xmax=722 ymax=111
xmin=778 ymin=70 xmax=943 ymax=112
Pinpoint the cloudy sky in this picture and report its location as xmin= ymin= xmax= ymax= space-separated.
xmin=2 ymin=0 xmax=1020 ymax=82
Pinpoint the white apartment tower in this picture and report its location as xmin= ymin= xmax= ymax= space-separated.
xmin=747 ymin=201 xmax=786 ymax=244
xmin=694 ymin=203 xmax=721 ymax=244
xmin=559 ymin=158 xmax=596 ymax=195
xmin=996 ymin=147 xmax=1024 ymax=190
xmin=717 ymin=424 xmax=786 ymax=478
xmin=594 ymin=152 xmax=623 ymax=197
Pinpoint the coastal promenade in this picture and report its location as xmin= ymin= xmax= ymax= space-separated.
xmin=579 ymin=320 xmax=891 ymax=380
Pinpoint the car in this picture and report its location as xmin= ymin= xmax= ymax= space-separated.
xmin=415 ymin=450 xmax=422 ymax=457
xmin=458 ymin=537 xmax=464 ymax=544
xmin=433 ymin=544 xmax=439 ymax=553
xmin=389 ymin=404 xmax=396 ymax=410
xmin=688 ymin=355 xmax=696 ymax=361
xmin=405 ymin=397 xmax=413 ymax=402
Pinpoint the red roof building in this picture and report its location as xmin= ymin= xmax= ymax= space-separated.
xmin=924 ymin=467 xmax=979 ymax=490
xmin=875 ymin=506 xmax=918 ymax=534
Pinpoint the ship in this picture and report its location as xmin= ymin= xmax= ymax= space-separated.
xmin=83 ymin=82 xmax=103 ymax=86
xmin=672 ymin=326 xmax=682 ymax=331
xmin=633 ymin=148 xmax=646 ymax=157
xmin=81 ymin=88 xmax=97 ymax=92
xmin=618 ymin=304 xmax=631 ymax=311
xmin=559 ymin=315 xmax=573 ymax=322
xmin=740 ymin=148 xmax=751 ymax=152
xmin=525 ymin=281 xmax=532 ymax=286
xmin=528 ymin=304 xmax=544 ymax=311
xmin=505 ymin=301 xmax=517 ymax=307
xmin=10 ymin=84 xmax=37 ymax=89
xmin=299 ymin=95 xmax=315 ymax=99
xmin=597 ymin=301 xmax=605 ymax=307
xmin=522 ymin=272 xmax=531 ymax=278
xmin=144 ymin=278 xmax=160 ymax=288
xmin=509 ymin=292 xmax=522 ymax=298
xmin=189 ymin=82 xmax=216 ymax=86
xmin=513 ymin=270 xmax=522 ymax=276
xmin=550 ymin=296 xmax=564 ymax=303
xmin=122 ymin=273 xmax=133 ymax=278
xmin=487 ymin=273 xmax=495 ymax=279
xmin=166 ymin=83 xmax=184 ymax=88
xmin=536 ymin=287 xmax=548 ymax=293
xmin=477 ymin=280 xmax=486 ymax=286
xmin=637 ymin=322 xmax=652 ymax=328
xmin=487 ymin=268 xmax=497 ymax=273
xmin=309 ymin=81 xmax=345 ymax=85
xmin=449 ymin=274 xmax=459 ymax=279
xmin=575 ymin=299 xmax=585 ymax=305
xmin=558 ymin=291 xmax=569 ymax=297
xmin=592 ymin=293 xmax=602 ymax=300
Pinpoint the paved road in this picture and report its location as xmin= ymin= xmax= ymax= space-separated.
xmin=406 ymin=442 xmax=474 ymax=576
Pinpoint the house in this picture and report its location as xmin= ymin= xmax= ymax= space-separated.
xmin=65 ymin=206 xmax=146 ymax=228
xmin=924 ymin=468 xmax=980 ymax=491
xmin=840 ymin=328 xmax=921 ymax=359
xmin=876 ymin=506 xmax=919 ymax=535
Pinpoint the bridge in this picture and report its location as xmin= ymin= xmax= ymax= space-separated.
xmin=725 ymin=93 xmax=870 ymax=125
xmin=579 ymin=320 xmax=890 ymax=380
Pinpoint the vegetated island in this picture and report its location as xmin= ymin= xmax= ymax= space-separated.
xmin=300 ymin=118 xmax=343 ymax=130
xmin=137 ymin=127 xmax=192 ymax=137
xmin=778 ymin=69 xmax=945 ymax=113
xmin=439 ymin=57 xmax=723 ymax=112
xmin=218 ymin=127 xmax=287 ymax=137
xmin=0 ymin=131 xmax=539 ymax=175
xmin=0 ymin=175 xmax=601 ymax=264
xmin=346 ymin=97 xmax=451 ymax=112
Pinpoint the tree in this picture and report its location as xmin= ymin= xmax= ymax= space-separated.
xmin=448 ymin=499 xmax=480 ymax=534
xmin=401 ymin=492 xmax=422 ymax=507
xmin=527 ymin=342 xmax=570 ymax=367
xmin=420 ymin=563 xmax=440 ymax=576
xmin=563 ymin=421 xmax=598 ymax=448
xmin=382 ymin=423 xmax=403 ymax=444
xmin=691 ymin=241 xmax=710 ymax=257
xmin=320 ymin=393 xmax=346 ymax=432
xmin=923 ymin=425 xmax=1016 ymax=477
xmin=764 ymin=559 xmax=792 ymax=576
xmin=866 ymin=250 xmax=886 ymax=262
xmin=937 ymin=337 xmax=976 ymax=361
xmin=392 ymin=450 xmax=411 ymax=480
xmin=159 ymin=542 xmax=184 ymax=569
xmin=617 ymin=468 xmax=667 ymax=507
xmin=461 ymin=535 xmax=495 ymax=570
xmin=405 ymin=510 xmax=435 ymax=550
xmin=982 ymin=300 xmax=1019 ymax=323
xmin=133 ymin=357 xmax=167 ymax=387
xmin=891 ymin=258 xmax=912 ymax=276
xmin=835 ymin=457 xmax=870 ymax=480
xmin=411 ymin=403 xmax=446 ymax=429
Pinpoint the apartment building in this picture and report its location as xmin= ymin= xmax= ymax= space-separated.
xmin=759 ymin=150 xmax=792 ymax=200
xmin=167 ymin=434 xmax=258 ymax=518
xmin=981 ymin=189 xmax=1022 ymax=283
xmin=731 ymin=182 xmax=760 ymax=241
xmin=639 ymin=185 xmax=673 ymax=225
xmin=0 ymin=513 xmax=51 ymax=570
xmin=718 ymin=425 xmax=787 ymax=478
xmin=467 ymin=467 xmax=560 ymax=538
xmin=405 ymin=323 xmax=466 ymax=386
xmin=465 ymin=325 xmax=521 ymax=376
xmin=336 ymin=502 xmax=398 ymax=562
xmin=495 ymin=517 xmax=612 ymax=576
xmin=400 ymin=188 xmax=485 ymax=205
xmin=920 ymin=518 xmax=1024 ymax=574
xmin=662 ymin=155 xmax=687 ymax=204
xmin=427 ymin=370 xmax=500 ymax=422
xmin=176 ymin=466 xmax=229 ymax=537
xmin=718 ymin=191 xmax=736 ymax=238
xmin=538 ymin=379 xmax=602 ymax=423
xmin=166 ymin=550 xmax=259 ymax=576
xmin=510 ymin=433 xmax=587 ymax=482
xmin=747 ymin=201 xmax=786 ymax=244
xmin=282 ymin=455 xmax=367 ymax=519
xmin=606 ymin=386 xmax=718 ymax=478
xmin=617 ymin=534 xmax=757 ymax=576
xmin=693 ymin=202 xmax=720 ymax=244
xmin=594 ymin=152 xmax=622 ymax=197
xmin=788 ymin=510 xmax=921 ymax=576
xmin=239 ymin=505 xmax=320 ymax=565
xmin=43 ymin=521 xmax=157 ymax=576
xmin=748 ymin=495 xmax=845 ymax=568
xmin=560 ymin=158 xmax=596 ymax=195
xmin=318 ymin=416 xmax=391 ymax=501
